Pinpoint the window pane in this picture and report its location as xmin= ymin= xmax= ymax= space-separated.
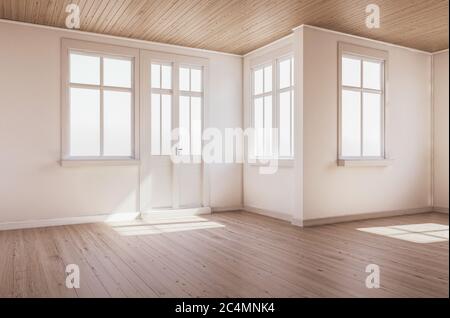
xmin=103 ymin=57 xmax=132 ymax=88
xmin=70 ymin=53 xmax=100 ymax=85
xmin=254 ymin=97 xmax=264 ymax=156
xmin=341 ymin=90 xmax=361 ymax=157
xmin=191 ymin=68 xmax=202 ymax=92
xmin=279 ymin=59 xmax=291 ymax=89
xmin=191 ymin=97 xmax=202 ymax=155
xmin=151 ymin=94 xmax=161 ymax=155
xmin=264 ymin=66 xmax=272 ymax=93
xmin=342 ymin=57 xmax=361 ymax=87
xmin=264 ymin=95 xmax=272 ymax=157
xmin=161 ymin=94 xmax=172 ymax=155
xmin=363 ymin=92 xmax=382 ymax=156
xmin=70 ymin=88 xmax=100 ymax=156
xmin=103 ymin=91 xmax=132 ymax=156
xmin=151 ymin=64 xmax=161 ymax=89
xmin=179 ymin=96 xmax=190 ymax=155
xmin=363 ymin=60 xmax=382 ymax=90
xmin=179 ymin=67 xmax=190 ymax=91
xmin=279 ymin=91 xmax=291 ymax=157
xmin=254 ymin=69 xmax=263 ymax=95
xmin=161 ymin=64 xmax=172 ymax=89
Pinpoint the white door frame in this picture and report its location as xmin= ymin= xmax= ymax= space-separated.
xmin=139 ymin=50 xmax=210 ymax=215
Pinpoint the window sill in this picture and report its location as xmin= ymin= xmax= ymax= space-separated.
xmin=337 ymin=158 xmax=393 ymax=167
xmin=60 ymin=159 xmax=140 ymax=167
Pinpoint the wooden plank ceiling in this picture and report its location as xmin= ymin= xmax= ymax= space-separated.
xmin=0 ymin=0 xmax=448 ymax=54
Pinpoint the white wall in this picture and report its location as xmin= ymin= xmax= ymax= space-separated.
xmin=433 ymin=50 xmax=449 ymax=211
xmin=0 ymin=20 xmax=445 ymax=226
xmin=243 ymin=36 xmax=296 ymax=220
xmin=0 ymin=20 xmax=242 ymax=224
xmin=299 ymin=26 xmax=433 ymax=221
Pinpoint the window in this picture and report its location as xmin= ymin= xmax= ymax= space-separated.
xmin=62 ymin=40 xmax=138 ymax=162
xmin=179 ymin=66 xmax=203 ymax=156
xmin=339 ymin=44 xmax=386 ymax=159
xmin=252 ymin=55 xmax=294 ymax=159
xmin=151 ymin=62 xmax=173 ymax=155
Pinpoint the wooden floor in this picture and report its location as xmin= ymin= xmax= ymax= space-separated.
xmin=0 ymin=211 xmax=448 ymax=298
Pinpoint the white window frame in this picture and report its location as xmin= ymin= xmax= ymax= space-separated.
xmin=338 ymin=42 xmax=389 ymax=164
xmin=250 ymin=51 xmax=295 ymax=162
xmin=61 ymin=39 xmax=140 ymax=166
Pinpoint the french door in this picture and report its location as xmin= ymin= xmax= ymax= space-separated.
xmin=140 ymin=51 xmax=209 ymax=212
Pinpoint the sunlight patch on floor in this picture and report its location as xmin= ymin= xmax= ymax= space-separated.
xmin=357 ymin=223 xmax=449 ymax=243
xmin=108 ymin=214 xmax=225 ymax=236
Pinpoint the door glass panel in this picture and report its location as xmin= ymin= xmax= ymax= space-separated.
xmin=191 ymin=97 xmax=202 ymax=156
xmin=151 ymin=93 xmax=161 ymax=155
xmin=161 ymin=94 xmax=172 ymax=155
xmin=179 ymin=96 xmax=190 ymax=155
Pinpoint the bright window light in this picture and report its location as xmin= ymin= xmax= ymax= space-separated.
xmin=103 ymin=57 xmax=132 ymax=88
xmin=70 ymin=88 xmax=100 ymax=156
xmin=70 ymin=53 xmax=100 ymax=85
xmin=103 ymin=90 xmax=132 ymax=156
xmin=357 ymin=223 xmax=449 ymax=244
xmin=67 ymin=49 xmax=135 ymax=159
xmin=342 ymin=57 xmax=361 ymax=87
xmin=340 ymin=51 xmax=385 ymax=159
xmin=109 ymin=214 xmax=225 ymax=236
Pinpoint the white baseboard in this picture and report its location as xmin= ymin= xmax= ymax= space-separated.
xmin=211 ymin=206 xmax=243 ymax=212
xmin=243 ymin=205 xmax=294 ymax=222
xmin=291 ymin=218 xmax=303 ymax=227
xmin=141 ymin=206 xmax=211 ymax=217
xmin=1 ymin=206 xmax=442 ymax=232
xmin=244 ymin=206 xmax=436 ymax=227
xmin=0 ymin=212 xmax=140 ymax=231
xmin=303 ymin=207 xmax=433 ymax=227
xmin=433 ymin=206 xmax=449 ymax=214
